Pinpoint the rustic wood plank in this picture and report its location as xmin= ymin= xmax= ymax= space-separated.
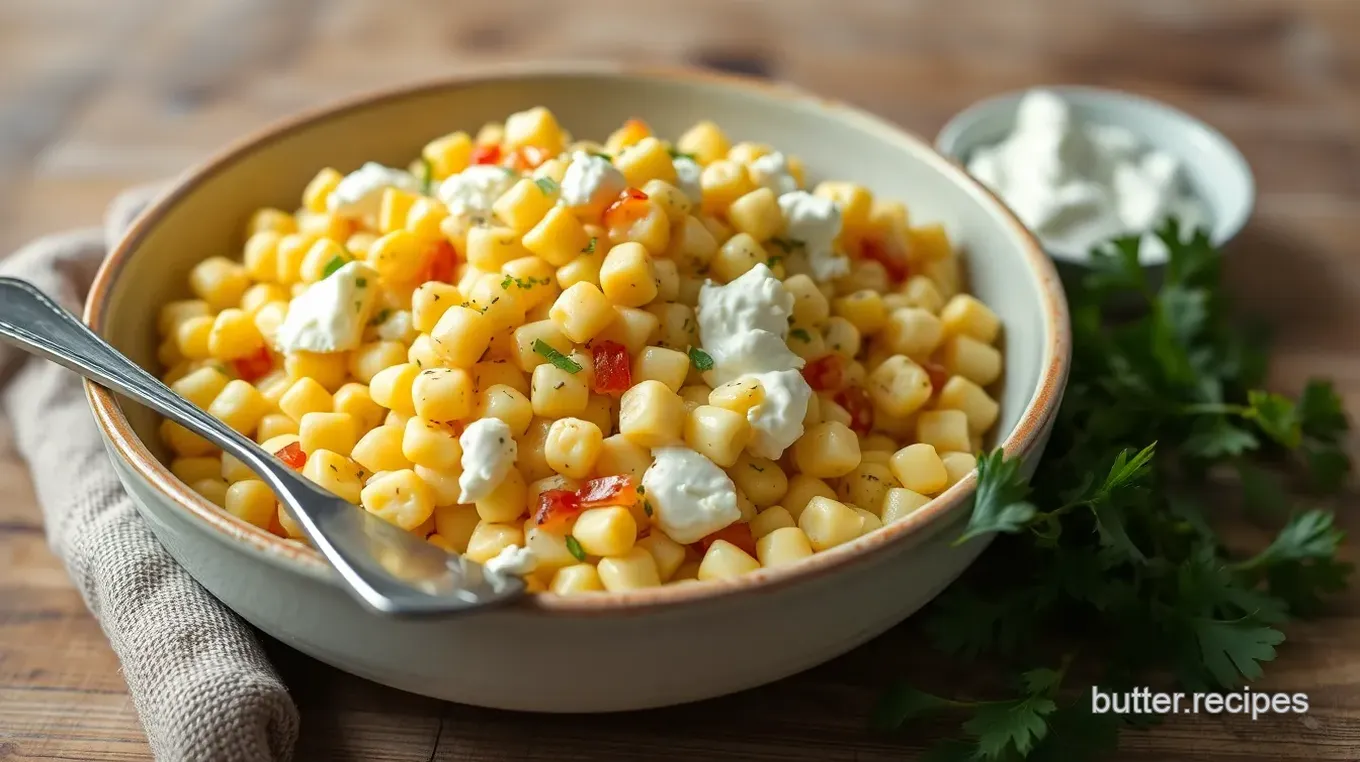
xmin=3 ymin=0 xmax=1360 ymax=760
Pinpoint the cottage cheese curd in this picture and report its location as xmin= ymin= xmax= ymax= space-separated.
xmin=327 ymin=163 xmax=421 ymax=220
xmin=777 ymin=191 xmax=848 ymax=281
xmin=641 ymin=447 xmax=741 ymax=544
xmin=273 ymin=261 xmax=379 ymax=353
xmin=560 ymin=152 xmax=627 ymax=210
xmin=672 ymin=156 xmax=703 ymax=202
xmin=749 ymin=152 xmax=799 ymax=196
xmin=484 ymin=544 xmax=539 ymax=577
xmin=437 ymin=165 xmax=517 ymax=221
xmin=966 ymin=89 xmax=1210 ymax=261
xmin=458 ymin=418 xmax=517 ymax=504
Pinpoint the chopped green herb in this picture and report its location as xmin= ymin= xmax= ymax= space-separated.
xmin=789 ymin=328 xmax=812 ymax=342
xmin=416 ymin=157 xmax=435 ymax=195
xmin=501 ymin=274 xmax=514 ymax=290
xmin=637 ymin=484 xmax=645 ymax=496
xmin=565 ymin=535 xmax=587 ymax=561
xmin=582 ymin=237 xmax=597 ymax=254
xmin=768 ymin=237 xmax=802 ymax=253
xmin=533 ymin=339 xmax=582 ymax=373
xmin=368 ymin=309 xmax=392 ymax=327
xmin=643 ymin=500 xmax=653 ymax=517
xmin=687 ymin=346 xmax=715 ymax=372
xmin=355 ymin=277 xmax=368 ymax=288
xmin=534 ymin=176 xmax=559 ymax=195
xmin=322 ymin=254 xmax=349 ymax=279
xmin=766 ymin=255 xmax=784 ymax=267
xmin=588 ymin=151 xmax=614 ymax=161
xmin=667 ymin=147 xmax=697 ymax=161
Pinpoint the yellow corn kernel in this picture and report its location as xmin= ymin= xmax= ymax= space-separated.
xmin=728 ymin=453 xmax=789 ymax=508
xmin=187 ymin=256 xmax=249 ymax=312
xmin=466 ymin=274 xmax=526 ymax=335
xmin=543 ymin=418 xmax=604 ymax=480
xmin=822 ymin=317 xmax=862 ymax=360
xmin=792 ymin=421 xmax=862 ymax=479
xmin=248 ymin=208 xmax=297 ymax=237
xmin=361 ymin=469 xmax=434 ymax=530
xmin=640 ymin=180 xmax=692 ymax=224
xmin=909 ymin=223 xmax=954 ymax=262
xmin=465 ymin=521 xmax=525 ymax=564
xmin=374 ymin=187 xmax=419 ymax=235
xmin=832 ymin=289 xmax=888 ymax=336
xmin=418 ymin=465 xmax=463 ymax=508
xmin=699 ymin=160 xmax=755 ymax=215
xmin=780 ymin=275 xmax=828 ymax=329
xmin=619 ymin=380 xmax=685 ymax=448
xmin=169 ymin=456 xmax=221 ymax=485
xmin=429 ymin=305 xmax=493 ymax=369
xmin=207 ymin=309 xmax=264 ymax=361
xmin=239 ymin=283 xmax=288 ymax=316
xmin=798 ymin=496 xmax=863 ymax=551
xmin=511 ymin=320 xmax=571 ymax=373
xmin=422 ymin=131 xmax=473 ymax=179
xmin=170 ymin=366 xmax=231 ymax=409
xmin=837 ymin=462 xmax=895 ymax=515
xmin=940 ymin=452 xmax=977 ymax=489
xmin=475 ymin=468 xmax=528 ymax=523
xmin=572 ymin=506 xmax=637 ymax=557
xmin=465 ymin=225 xmax=527 ymax=272
xmin=432 ymin=504 xmax=480 ymax=551
xmin=410 ymin=281 xmax=461 ymax=333
xmin=529 ymin=363 xmax=589 ymax=419
xmin=331 ymin=383 xmax=384 ymax=431
xmin=726 ymin=187 xmax=782 ymax=241
xmin=698 ymin=539 xmax=760 ymax=580
xmin=242 ymin=231 xmax=281 ymax=283
xmin=219 ymin=450 xmax=254 ymax=483
xmin=301 ymin=449 xmax=364 ymax=503
xmin=271 ymin=233 xmax=313 ymax=286
xmin=750 ymin=506 xmax=796 ymax=540
xmin=476 ymin=384 xmax=533 ymax=437
xmin=940 ymin=294 xmax=1000 ymax=344
xmin=522 ymin=206 xmax=593 ymax=267
xmin=297 ymin=210 xmax=352 ymax=242
xmin=278 ymin=377 xmax=332 ymax=422
xmin=595 ymin=434 xmax=652 ymax=481
xmin=590 ymin=306 xmax=657 ymax=355
xmin=549 ymin=282 xmax=616 ymax=343
xmin=613 ymin=137 xmax=675 ymax=188
xmin=295 ymin=239 xmax=343 ymax=284
xmin=504 ymin=106 xmax=565 ymax=154
xmin=158 ymin=299 xmax=212 ymax=340
xmin=597 ymin=546 xmax=661 ymax=591
xmin=474 ymin=359 xmax=531 ymax=396
xmin=598 ymin=242 xmax=658 ymax=308
xmin=408 ymin=368 xmax=471 ymax=422
xmin=345 ymin=340 xmax=405 ymax=385
xmin=681 ymin=405 xmax=748 ymax=467
xmin=351 ymin=425 xmax=412 ymax=474
xmin=299 ymin=412 xmax=359 ymax=456
xmin=368 ymin=362 xmax=419 ymax=416
xmin=940 ymin=335 xmax=1003 ymax=387
xmin=937 ymin=376 xmax=1000 ymax=434
xmin=400 ymin=417 xmax=461 ymax=470
xmin=900 ymin=275 xmax=946 ymax=314
xmin=707 ymin=377 xmax=764 ymax=416
xmin=402 ymin=197 xmax=447 ymax=244
xmin=710 ymin=233 xmax=768 ymax=283
xmin=882 ymin=307 xmax=945 ymax=361
xmin=666 ymin=215 xmax=719 ymax=273
xmin=190 ymin=477 xmax=230 ymax=508
xmin=285 ymin=351 xmax=348 ymax=391
xmin=550 ymin=563 xmax=605 ymax=595
xmin=632 ymin=346 xmax=689 ymax=393
xmin=889 ymin=443 xmax=948 ymax=495
xmin=493 ymin=178 xmax=557 ymax=232
xmin=302 ymin=167 xmax=343 ymax=213
xmin=916 ymin=410 xmax=971 ymax=454
xmin=636 ymin=533 xmax=686 ymax=581
xmin=677 ymin=120 xmax=730 ymax=165
xmin=502 ymin=256 xmax=558 ymax=311
xmin=814 ymin=181 xmax=872 ymax=229
xmin=365 ymin=230 xmax=424 ymax=284
xmin=867 ymin=355 xmax=933 ymax=418
xmin=207 ymin=380 xmax=269 ymax=435
xmin=855 ymin=507 xmax=884 ymax=536
xmin=756 ymin=526 xmax=814 ymax=568
xmin=881 ymin=487 xmax=931 ymax=524
xmin=554 ymin=244 xmax=604 ymax=290
xmin=255 ymin=413 xmax=298 ymax=443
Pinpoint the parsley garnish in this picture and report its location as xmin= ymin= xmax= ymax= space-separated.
xmin=415 ymin=157 xmax=435 ymax=195
xmin=533 ymin=339 xmax=581 ymax=373
xmin=767 ymin=236 xmax=802 ymax=253
xmin=582 ymin=237 xmax=597 ymax=254
xmin=368 ymin=309 xmax=391 ymax=327
xmin=589 ymin=151 xmax=614 ymax=161
xmin=667 ymin=147 xmax=697 ymax=161
xmin=322 ymin=254 xmax=349 ymax=278
xmin=565 ymin=535 xmax=587 ymax=561
xmin=643 ymin=500 xmax=653 ymax=517
xmin=875 ymin=220 xmax=1353 ymax=759
xmin=687 ymin=346 xmax=714 ymax=371
xmin=355 ymin=277 xmax=367 ymax=288
xmin=534 ymin=176 xmax=559 ymax=195
xmin=788 ymin=328 xmax=812 ymax=342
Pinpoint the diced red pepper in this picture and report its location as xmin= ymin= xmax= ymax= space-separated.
xmin=591 ymin=340 xmax=632 ymax=395
xmin=419 ymin=240 xmax=459 ymax=285
xmin=577 ymin=474 xmax=639 ymax=509
xmin=275 ymin=442 xmax=307 ymax=470
xmin=836 ymin=385 xmax=875 ymax=436
xmin=509 ymin=146 xmax=548 ymax=171
xmin=602 ymin=187 xmax=650 ymax=229
xmin=860 ymin=235 xmax=911 ymax=283
xmin=922 ymin=360 xmax=949 ymax=391
xmin=697 ymin=523 xmax=757 ymax=557
xmin=231 ymin=345 xmax=274 ymax=383
xmin=471 ymin=144 xmax=502 ymax=165
xmin=801 ymin=353 xmax=845 ymax=393
xmin=533 ymin=489 xmax=582 ymax=532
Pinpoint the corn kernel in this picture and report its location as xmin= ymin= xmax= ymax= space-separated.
xmin=302 ymin=449 xmax=364 ymax=503
xmin=361 ymin=469 xmax=434 ymax=530
xmin=299 ymin=412 xmax=359 ymax=456
xmin=597 ymin=546 xmax=661 ymax=591
xmin=881 ymin=487 xmax=931 ymax=524
xmin=430 ymin=305 xmax=493 ymax=368
xmin=792 ymin=421 xmax=861 ymax=479
xmin=351 ymin=425 xmax=413 ymax=474
xmin=619 ymin=380 xmax=684 ymax=448
xmin=550 ymin=563 xmax=605 ymax=595
xmin=798 ymin=496 xmax=862 ymax=551
xmin=756 ymin=526 xmax=814 ymax=567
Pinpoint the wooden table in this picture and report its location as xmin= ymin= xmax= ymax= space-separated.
xmin=3 ymin=0 xmax=1360 ymax=759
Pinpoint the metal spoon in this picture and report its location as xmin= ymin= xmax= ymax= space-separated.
xmin=0 ymin=277 xmax=525 ymax=616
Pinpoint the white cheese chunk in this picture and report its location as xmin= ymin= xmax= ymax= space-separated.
xmin=749 ymin=151 xmax=799 ymax=196
xmin=559 ymin=152 xmax=627 ymax=210
xmin=437 ymin=165 xmax=517 ymax=221
xmin=672 ymin=156 xmax=703 ymax=202
xmin=458 ymin=418 xmax=517 ymax=504
xmin=328 ymin=162 xmax=421 ymax=220
xmin=745 ymin=369 xmax=813 ymax=459
xmin=483 ymin=544 xmax=539 ymax=577
xmin=777 ymin=190 xmax=848 ymax=281
xmin=274 ymin=261 xmax=379 ymax=353
xmin=642 ymin=447 xmax=741 ymax=544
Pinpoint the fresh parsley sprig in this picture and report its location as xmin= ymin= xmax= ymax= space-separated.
xmin=876 ymin=220 xmax=1352 ymax=758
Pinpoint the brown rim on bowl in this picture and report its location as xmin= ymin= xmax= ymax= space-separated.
xmin=84 ymin=63 xmax=1070 ymax=616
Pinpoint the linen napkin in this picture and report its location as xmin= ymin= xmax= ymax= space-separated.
xmin=0 ymin=186 xmax=299 ymax=761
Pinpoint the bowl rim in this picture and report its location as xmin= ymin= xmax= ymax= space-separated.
xmin=934 ymin=84 xmax=1256 ymax=264
xmin=84 ymin=62 xmax=1071 ymax=617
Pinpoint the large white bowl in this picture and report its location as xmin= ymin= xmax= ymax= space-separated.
xmin=85 ymin=64 xmax=1070 ymax=712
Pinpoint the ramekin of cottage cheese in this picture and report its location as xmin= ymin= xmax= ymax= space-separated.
xmin=936 ymin=86 xmax=1254 ymax=267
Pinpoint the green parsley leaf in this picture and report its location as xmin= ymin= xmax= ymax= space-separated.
xmin=643 ymin=500 xmax=653 ymax=517
xmin=588 ymin=151 xmax=614 ymax=161
xmin=666 ymin=147 xmax=697 ymax=161
xmin=533 ymin=339 xmax=581 ymax=374
xmin=1193 ymin=618 xmax=1284 ymax=687
xmin=565 ymin=535 xmax=586 ymax=561
xmin=415 ymin=157 xmax=435 ymax=195
xmin=965 ymin=695 xmax=1058 ymax=758
xmin=788 ymin=328 xmax=812 ymax=342
xmin=368 ymin=309 xmax=391 ymax=327
xmin=955 ymin=449 xmax=1036 ymax=545
xmin=534 ymin=176 xmax=559 ymax=195
xmin=767 ymin=236 xmax=802 ymax=253
xmin=582 ymin=237 xmax=597 ymax=254
xmin=1246 ymin=390 xmax=1301 ymax=448
xmin=687 ymin=346 xmax=714 ymax=372
xmin=322 ymin=254 xmax=349 ymax=279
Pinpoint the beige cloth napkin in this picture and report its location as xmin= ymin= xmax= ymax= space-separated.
xmin=0 ymin=187 xmax=299 ymax=761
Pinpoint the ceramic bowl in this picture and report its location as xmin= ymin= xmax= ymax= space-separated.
xmin=935 ymin=86 xmax=1255 ymax=277
xmin=84 ymin=64 xmax=1069 ymax=712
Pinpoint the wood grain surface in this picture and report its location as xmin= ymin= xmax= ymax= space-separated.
xmin=3 ymin=0 xmax=1360 ymax=760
